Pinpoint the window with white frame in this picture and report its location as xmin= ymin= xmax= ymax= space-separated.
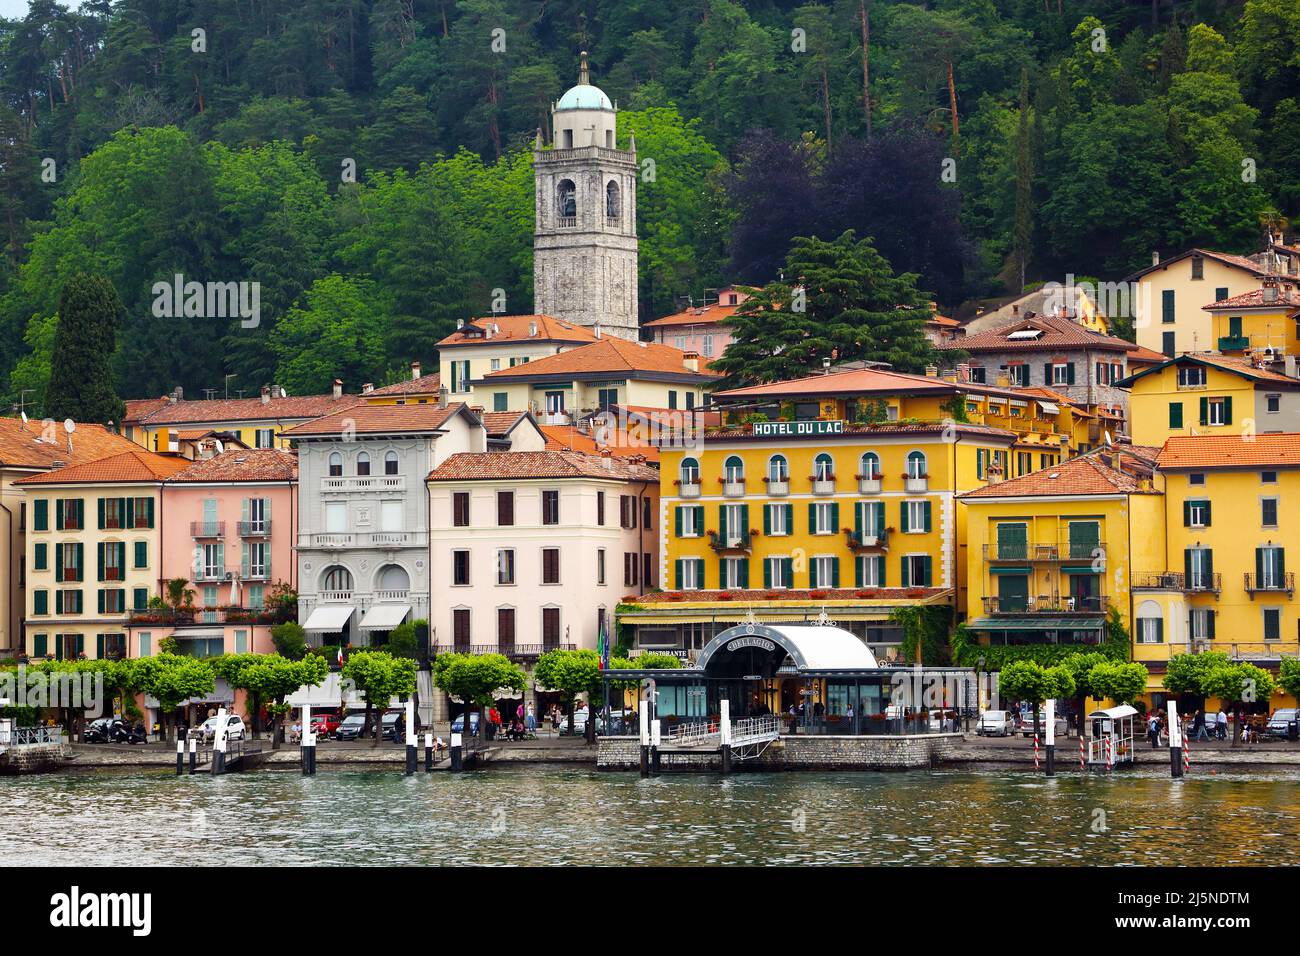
xmin=721 ymin=557 xmax=746 ymax=589
xmin=906 ymin=451 xmax=927 ymax=478
xmin=906 ymin=500 xmax=928 ymax=532
xmin=766 ymin=557 xmax=790 ymax=589
xmin=767 ymin=455 xmax=789 ymax=482
xmin=680 ymin=558 xmax=703 ymax=590
xmin=812 ymin=502 xmax=836 ymax=534
xmin=859 ymin=452 xmax=880 ymax=479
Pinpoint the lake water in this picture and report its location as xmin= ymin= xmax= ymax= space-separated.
xmin=4 ymin=766 xmax=1297 ymax=866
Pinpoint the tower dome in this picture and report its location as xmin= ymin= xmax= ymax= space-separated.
xmin=555 ymin=51 xmax=613 ymax=112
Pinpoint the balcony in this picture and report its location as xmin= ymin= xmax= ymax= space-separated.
xmin=982 ymin=594 xmax=1110 ymax=615
xmin=1244 ymin=572 xmax=1295 ymax=597
xmin=811 ymin=476 xmax=837 ymax=496
xmin=320 ymin=476 xmax=407 ymax=494
xmin=319 ymin=590 xmax=353 ymax=603
xmin=677 ymin=480 xmax=701 ymax=499
xmin=857 ymin=477 xmax=882 ymax=494
xmin=983 ymin=541 xmax=1106 ymax=563
xmin=720 ymin=478 xmax=746 ymax=498
xmin=708 ymin=529 xmax=756 ymax=554
xmin=1183 ymin=641 xmax=1300 ymax=661
xmin=845 ymin=526 xmax=890 ymax=552
xmin=298 ymin=531 xmax=427 ymax=549
xmin=238 ymin=521 xmax=271 ymax=537
xmin=1218 ymin=335 xmax=1250 ymax=351
xmin=432 ymin=643 xmax=576 ymax=661
xmin=1133 ymin=572 xmax=1187 ymax=590
xmin=191 ymin=521 xmax=225 ymax=538
xmin=903 ymin=475 xmax=928 ymax=494
xmin=194 ymin=568 xmax=231 ymax=583
xmin=765 ymin=478 xmax=789 ymax=496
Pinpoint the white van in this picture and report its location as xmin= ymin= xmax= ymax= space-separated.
xmin=976 ymin=710 xmax=1016 ymax=737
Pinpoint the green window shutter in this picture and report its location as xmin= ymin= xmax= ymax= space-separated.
xmin=55 ymin=590 xmax=63 ymax=614
xmin=784 ymin=504 xmax=793 ymax=530
xmin=900 ymin=501 xmax=910 ymax=533
xmin=674 ymin=559 xmax=683 ymax=589
xmin=739 ymin=506 xmax=749 ymax=536
xmin=139 ymin=633 xmax=151 ymax=656
xmin=96 ymin=634 xmax=104 ymax=658
xmin=1162 ymin=289 xmax=1175 ymax=322
xmin=1155 ymin=619 xmax=1164 ymax=642
xmin=1215 ymin=287 xmax=1228 ymax=301
xmin=235 ymin=630 xmax=248 ymax=654
xmin=33 ymin=543 xmax=46 ymax=570
xmin=1169 ymin=403 xmax=1182 ymax=428
xmin=809 ymin=561 xmax=818 ymax=589
xmin=718 ymin=508 xmax=728 ymax=541
xmin=97 ymin=589 xmax=104 ymax=614
xmin=738 ymin=558 xmax=749 ymax=589
xmin=923 ymin=500 xmax=932 ymax=532
xmin=1199 ymin=396 xmax=1208 ymax=425
xmin=125 ymin=496 xmax=134 ymax=528
xmin=1203 ymin=501 xmax=1211 ymax=526
xmin=875 ymin=556 xmax=886 ymax=587
xmin=55 ymin=549 xmax=63 ymax=583
xmin=146 ymin=498 xmax=155 ymax=528
xmin=855 ymin=501 xmax=864 ymax=532
xmin=1223 ymin=396 xmax=1232 ymax=424
xmin=874 ymin=502 xmax=885 ymax=531
xmin=674 ymin=507 xmax=682 ymax=537
xmin=97 ymin=498 xmax=105 ymax=529
xmin=1182 ymin=501 xmax=1191 ymax=526
xmin=1205 ymin=549 xmax=1213 ymax=576
xmin=241 ymin=543 xmax=250 ymax=579
xmin=264 ymin=497 xmax=271 ymax=523
xmin=216 ymin=542 xmax=224 ymax=574
xmin=97 ymin=542 xmax=105 ymax=581
xmin=923 ymin=556 xmax=933 ymax=587
xmin=1207 ymin=610 xmax=1216 ymax=639
xmin=854 ymin=556 xmax=863 ymax=588
xmin=763 ymin=560 xmax=772 ymax=589
xmin=55 ymin=500 xmax=63 ymax=531
xmin=763 ymin=505 xmax=771 ymax=535
xmin=831 ymin=558 xmax=840 ymax=588
xmin=76 ymin=635 xmax=84 ymax=656
xmin=900 ymin=558 xmax=911 ymax=588
xmin=830 ymin=503 xmax=839 ymax=533
xmin=1278 ymin=548 xmax=1285 ymax=575
xmin=74 ymin=543 xmax=83 ymax=580
xmin=241 ymin=498 xmax=250 ymax=525
xmin=808 ymin=502 xmax=816 ymax=532
xmin=33 ymin=634 xmax=47 ymax=657
xmin=1066 ymin=363 xmax=1076 ymax=384
xmin=34 ymin=499 xmax=47 ymax=531
xmin=1184 ymin=548 xmax=1192 ymax=582
xmin=135 ymin=541 xmax=147 ymax=568
xmin=133 ymin=588 xmax=148 ymax=610
xmin=783 ymin=558 xmax=793 ymax=585
xmin=33 ymin=590 xmax=47 ymax=615
xmin=1256 ymin=547 xmax=1264 ymax=582
xmin=976 ymin=449 xmax=984 ymax=479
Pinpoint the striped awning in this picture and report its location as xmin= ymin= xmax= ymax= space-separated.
xmin=970 ymin=616 xmax=1103 ymax=631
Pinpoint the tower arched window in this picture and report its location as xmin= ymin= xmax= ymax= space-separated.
xmin=321 ymin=565 xmax=353 ymax=593
xmin=385 ymin=451 xmax=399 ymax=475
xmin=606 ymin=180 xmax=620 ymax=220
xmin=557 ymin=179 xmax=576 ymax=224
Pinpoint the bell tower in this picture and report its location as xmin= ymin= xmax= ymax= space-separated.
xmin=533 ymin=52 xmax=639 ymax=340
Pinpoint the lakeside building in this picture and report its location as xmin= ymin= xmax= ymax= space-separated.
xmin=437 ymin=314 xmax=598 ymax=404
xmin=283 ymin=401 xmax=486 ymax=652
xmin=643 ymin=287 xmax=749 ymax=359
xmin=16 ymin=450 xmax=191 ymax=660
xmin=0 ymin=418 xmax=140 ymax=657
xmin=141 ymin=448 xmax=299 ymax=658
xmin=964 ymin=284 xmax=1111 ymax=337
xmin=1202 ymin=281 xmax=1300 ymax=358
xmin=427 ymin=449 xmax=658 ymax=719
xmin=361 ymin=362 xmax=442 ymax=405
xmin=123 ymin=383 xmax=361 ymax=452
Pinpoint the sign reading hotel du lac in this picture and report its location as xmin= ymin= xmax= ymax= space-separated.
xmin=751 ymin=420 xmax=845 ymax=438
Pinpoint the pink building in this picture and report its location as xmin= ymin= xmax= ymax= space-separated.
xmin=643 ymin=287 xmax=749 ymax=361
xmin=140 ymin=449 xmax=298 ymax=663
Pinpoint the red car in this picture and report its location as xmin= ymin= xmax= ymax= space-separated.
xmin=311 ymin=713 xmax=342 ymax=738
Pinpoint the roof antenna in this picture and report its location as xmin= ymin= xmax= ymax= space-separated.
xmin=63 ymin=418 xmax=76 ymax=455
xmin=579 ymin=50 xmax=590 ymax=85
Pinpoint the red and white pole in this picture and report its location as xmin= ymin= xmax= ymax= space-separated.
xmin=1079 ymin=735 xmax=1085 ymax=770
xmin=1106 ymin=734 xmax=1113 ymax=771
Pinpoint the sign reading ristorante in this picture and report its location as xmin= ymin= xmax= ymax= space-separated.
xmin=751 ymin=419 xmax=845 ymax=437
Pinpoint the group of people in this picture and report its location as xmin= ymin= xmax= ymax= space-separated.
xmin=1147 ymin=708 xmax=1240 ymax=746
xmin=484 ymin=701 xmax=538 ymax=741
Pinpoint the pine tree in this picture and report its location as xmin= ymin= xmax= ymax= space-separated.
xmin=1013 ymin=68 xmax=1034 ymax=293
xmin=44 ymin=273 xmax=126 ymax=425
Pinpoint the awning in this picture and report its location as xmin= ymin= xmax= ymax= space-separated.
xmin=1037 ymin=401 xmax=1061 ymax=414
xmin=304 ymin=605 xmax=354 ymax=632
xmin=990 ymin=566 xmax=1032 ymax=574
xmin=969 ymin=616 xmax=1104 ymax=631
xmin=147 ymin=676 xmax=234 ymax=709
xmin=696 ymin=623 xmax=878 ymax=671
xmin=172 ymin=628 xmax=226 ymax=641
xmin=359 ymin=604 xmax=411 ymax=631
xmin=286 ymin=672 xmax=375 ymax=709
xmin=1061 ymin=566 xmax=1099 ymax=574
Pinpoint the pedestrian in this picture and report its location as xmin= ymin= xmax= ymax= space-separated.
xmin=526 ymin=702 xmax=536 ymax=732
xmin=1216 ymin=709 xmax=1228 ymax=740
xmin=1147 ymin=712 xmax=1161 ymax=748
xmin=1192 ymin=709 xmax=1209 ymax=741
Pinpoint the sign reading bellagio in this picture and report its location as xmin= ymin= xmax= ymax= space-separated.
xmin=726 ymin=636 xmax=777 ymax=653
xmin=752 ymin=420 xmax=845 ymax=437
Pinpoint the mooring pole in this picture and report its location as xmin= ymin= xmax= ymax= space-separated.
xmin=188 ymin=734 xmax=198 ymax=775
xmin=1044 ymin=699 xmax=1056 ymax=777
xmin=404 ymin=699 xmax=417 ymax=775
xmin=301 ymin=703 xmax=315 ymax=776
xmin=211 ymin=707 xmax=227 ymax=775
xmin=424 ymin=732 xmax=434 ymax=772
xmin=719 ymin=698 xmax=732 ymax=774
xmin=450 ymin=731 xmax=463 ymax=772
xmin=1169 ymin=699 xmax=1184 ymax=778
xmin=639 ymin=706 xmax=650 ymax=778
xmin=176 ymin=736 xmax=185 ymax=776
xmin=650 ymin=718 xmax=661 ymax=776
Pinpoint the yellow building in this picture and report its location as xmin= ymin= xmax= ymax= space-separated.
xmin=1202 ymin=281 xmax=1300 ymax=356
xmin=1118 ymin=353 xmax=1300 ymax=447
xmin=1129 ymin=248 xmax=1274 ymax=359
xmin=362 ymin=361 xmax=442 ymax=405
xmin=477 ymin=337 xmax=717 ymax=418
xmin=1132 ymin=434 xmax=1300 ymax=708
xmin=436 ymin=314 xmax=597 ymax=403
xmin=15 ymin=450 xmax=192 ymax=660
xmin=958 ymin=447 xmax=1164 ymax=652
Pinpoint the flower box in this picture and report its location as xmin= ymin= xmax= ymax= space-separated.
xmin=809 ymin=589 xmax=830 ymax=599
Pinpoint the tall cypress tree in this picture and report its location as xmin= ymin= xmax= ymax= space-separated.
xmin=44 ymin=273 xmax=126 ymax=425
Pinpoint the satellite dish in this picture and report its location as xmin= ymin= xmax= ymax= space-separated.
xmin=20 ymin=411 xmax=27 ymax=425
xmin=214 ymin=439 xmax=225 ymax=454
xmin=1104 ymin=430 xmax=1113 ymax=448
xmin=63 ymin=419 xmax=76 ymax=434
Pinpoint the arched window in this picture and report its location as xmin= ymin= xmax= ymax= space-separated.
xmin=767 ymin=454 xmax=788 ymax=482
xmin=1136 ymin=600 xmax=1163 ymax=644
xmin=321 ymin=565 xmax=353 ymax=592
xmin=385 ymin=451 xmax=399 ymax=476
xmin=723 ymin=455 xmax=745 ymax=482
xmin=557 ymin=179 xmax=576 ymax=222
xmin=606 ymin=180 xmax=620 ymax=220
xmin=906 ymin=451 xmax=927 ymax=479
xmin=814 ymin=453 xmax=835 ymax=480
xmin=679 ymin=457 xmax=700 ymax=484
xmin=376 ymin=564 xmax=410 ymax=592
xmin=356 ymin=451 xmax=370 ymax=476
xmin=860 ymin=452 xmax=880 ymax=480
xmin=328 ymin=452 xmax=342 ymax=477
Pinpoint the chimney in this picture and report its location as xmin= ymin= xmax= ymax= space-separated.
xmin=411 ymin=361 xmax=421 ymax=381
xmin=924 ymin=364 xmax=938 ymax=378
xmin=260 ymin=385 xmax=271 ymax=405
xmin=332 ymin=379 xmax=343 ymax=399
xmin=1011 ymin=305 xmax=1019 ymax=316
xmin=362 ymin=383 xmax=375 ymax=394
xmin=1152 ymin=250 xmax=1160 ymax=266
xmin=457 ymin=318 xmax=465 ymax=329
xmin=529 ymin=321 xmax=538 ymax=337
xmin=600 ymin=447 xmax=613 ymax=470
xmin=594 ymin=322 xmax=602 ymax=339
xmin=683 ymin=351 xmax=700 ymax=372
xmin=437 ymin=386 xmax=449 ymax=409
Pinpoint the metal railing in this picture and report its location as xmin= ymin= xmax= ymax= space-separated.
xmin=191 ymin=521 xmax=225 ymax=538
xmin=708 ymin=529 xmax=755 ymax=554
xmin=431 ymin=643 xmax=576 ymax=660
xmin=982 ymin=594 xmax=1109 ymax=614
xmin=0 ymin=726 xmax=65 ymax=746
xmin=984 ymin=541 xmax=1107 ymax=562
xmin=845 ymin=526 xmax=890 ymax=551
xmin=1177 ymin=641 xmax=1300 ymax=660
xmin=1244 ymin=572 xmax=1295 ymax=595
xmin=731 ymin=714 xmax=782 ymax=745
xmin=237 ymin=521 xmax=271 ymax=537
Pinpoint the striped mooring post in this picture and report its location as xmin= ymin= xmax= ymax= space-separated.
xmin=424 ymin=733 xmax=434 ymax=772
xmin=189 ymin=735 xmax=198 ymax=774
xmin=1079 ymin=736 xmax=1085 ymax=771
xmin=1168 ymin=699 xmax=1184 ymax=779
xmin=1033 ymin=733 xmax=1040 ymax=771
xmin=1106 ymin=735 xmax=1113 ymax=771
xmin=1044 ymin=700 xmax=1056 ymax=777
xmin=175 ymin=737 xmax=185 ymax=776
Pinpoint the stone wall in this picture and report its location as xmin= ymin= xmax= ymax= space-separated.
xmin=0 ymin=743 xmax=68 ymax=774
xmin=596 ymin=734 xmax=962 ymax=771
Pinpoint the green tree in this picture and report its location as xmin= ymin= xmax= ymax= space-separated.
xmin=44 ymin=274 xmax=125 ymax=425
xmin=432 ymin=652 xmax=526 ymax=740
xmin=269 ymin=274 xmax=388 ymax=394
xmin=997 ymin=659 xmax=1075 ymax=741
xmin=533 ymin=648 xmax=603 ymax=740
xmin=242 ymin=654 xmax=328 ymax=748
xmin=1203 ymin=662 xmax=1276 ymax=747
xmin=124 ymin=653 xmax=216 ymax=743
xmin=386 ymin=621 xmax=419 ymax=660
xmin=341 ymin=650 xmax=418 ymax=747
xmin=1162 ymin=651 xmax=1229 ymax=697
xmin=711 ymin=231 xmax=933 ymax=388
xmin=1087 ymin=661 xmax=1149 ymax=706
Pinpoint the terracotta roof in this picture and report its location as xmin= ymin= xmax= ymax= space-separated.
xmin=712 ymin=366 xmax=955 ymax=400
xmin=959 ymin=449 xmax=1157 ymax=499
xmin=634 ymin=587 xmax=949 ymax=604
xmin=1156 ymin=434 xmax=1300 ymax=470
xmin=436 ymin=315 xmax=597 ymax=348
xmin=123 ymin=397 xmax=170 ymax=424
xmin=1125 ymin=248 xmax=1272 ymax=281
xmin=170 ymin=448 xmax=298 ymax=482
xmin=1125 ymin=344 xmax=1170 ymax=364
xmin=936 ymin=313 xmax=1132 ymax=353
xmin=14 ymin=449 xmax=192 ymax=485
xmin=0 ymin=418 xmax=141 ymax=471
xmin=1118 ymin=352 xmax=1300 ymax=388
xmin=366 ymin=373 xmax=442 ymax=397
xmin=428 ymin=450 xmax=658 ymax=483
xmin=481 ymin=338 xmax=718 ymax=381
xmin=644 ymin=301 xmax=741 ymax=328
xmin=703 ymin=421 xmax=1016 ymax=442
xmin=540 ymin=424 xmax=662 ymax=462
xmin=927 ymin=313 xmax=961 ymax=328
xmin=138 ymin=393 xmax=362 ymax=426
xmin=1203 ymin=287 xmax=1300 ymax=310
xmin=281 ymin=402 xmax=472 ymax=438
xmin=479 ymin=411 xmax=530 ymax=436
xmin=1016 ymin=385 xmax=1084 ymax=408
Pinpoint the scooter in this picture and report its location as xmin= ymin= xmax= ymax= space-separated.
xmin=109 ymin=722 xmax=147 ymax=745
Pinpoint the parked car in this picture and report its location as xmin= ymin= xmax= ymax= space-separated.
xmin=333 ymin=713 xmax=369 ymax=741
xmin=193 ymin=714 xmax=245 ymax=742
xmin=450 ymin=712 xmax=481 ymax=736
xmin=310 ymin=713 xmax=341 ymax=737
xmin=380 ymin=709 xmax=422 ymax=741
xmin=1264 ymin=708 xmax=1298 ymax=739
xmin=1020 ymin=712 xmax=1070 ymax=739
xmin=976 ymin=710 xmax=1017 ymax=737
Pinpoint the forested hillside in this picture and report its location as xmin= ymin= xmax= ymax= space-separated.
xmin=0 ymin=0 xmax=1296 ymax=408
